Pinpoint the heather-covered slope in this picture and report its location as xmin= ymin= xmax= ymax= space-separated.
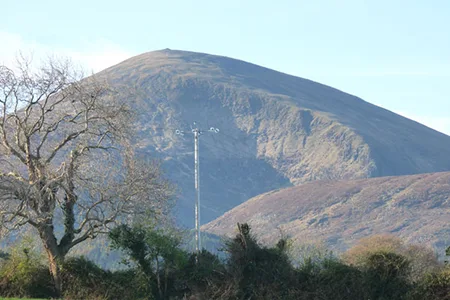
xmin=96 ymin=49 xmax=450 ymax=225
xmin=202 ymin=172 xmax=450 ymax=251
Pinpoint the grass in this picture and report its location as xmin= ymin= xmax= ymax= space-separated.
xmin=0 ymin=298 xmax=47 ymax=300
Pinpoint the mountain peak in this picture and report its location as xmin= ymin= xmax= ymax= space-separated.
xmin=96 ymin=50 xmax=450 ymax=225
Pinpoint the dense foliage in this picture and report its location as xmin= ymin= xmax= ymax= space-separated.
xmin=0 ymin=223 xmax=449 ymax=299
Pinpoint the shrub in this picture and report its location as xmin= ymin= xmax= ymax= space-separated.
xmin=61 ymin=256 xmax=111 ymax=300
xmin=223 ymin=223 xmax=296 ymax=300
xmin=363 ymin=251 xmax=411 ymax=300
xmin=0 ymin=243 xmax=55 ymax=298
xmin=61 ymin=256 xmax=149 ymax=300
xmin=109 ymin=224 xmax=189 ymax=299
xmin=182 ymin=249 xmax=225 ymax=291
xmin=342 ymin=234 xmax=439 ymax=282
xmin=411 ymin=267 xmax=450 ymax=300
xmin=296 ymin=256 xmax=365 ymax=300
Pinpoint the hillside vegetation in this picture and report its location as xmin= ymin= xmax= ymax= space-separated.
xmin=203 ymin=172 xmax=450 ymax=251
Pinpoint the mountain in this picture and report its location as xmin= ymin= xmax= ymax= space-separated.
xmin=97 ymin=49 xmax=450 ymax=226
xmin=202 ymin=172 xmax=450 ymax=252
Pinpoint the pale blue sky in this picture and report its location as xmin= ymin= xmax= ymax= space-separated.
xmin=2 ymin=0 xmax=450 ymax=134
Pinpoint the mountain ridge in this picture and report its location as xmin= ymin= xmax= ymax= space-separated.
xmin=202 ymin=171 xmax=450 ymax=251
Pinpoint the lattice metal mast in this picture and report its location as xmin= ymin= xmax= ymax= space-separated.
xmin=176 ymin=122 xmax=219 ymax=255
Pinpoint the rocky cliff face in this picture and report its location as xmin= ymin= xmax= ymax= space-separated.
xmin=202 ymin=172 xmax=450 ymax=252
xmin=97 ymin=49 xmax=450 ymax=226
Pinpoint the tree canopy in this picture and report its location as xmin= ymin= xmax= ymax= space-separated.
xmin=0 ymin=55 xmax=173 ymax=294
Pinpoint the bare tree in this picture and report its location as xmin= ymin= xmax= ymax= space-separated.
xmin=0 ymin=55 xmax=173 ymax=294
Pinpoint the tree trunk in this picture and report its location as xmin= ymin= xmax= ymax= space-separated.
xmin=164 ymin=265 xmax=169 ymax=298
xmin=39 ymin=224 xmax=64 ymax=296
xmin=156 ymin=257 xmax=163 ymax=299
xmin=46 ymin=249 xmax=63 ymax=296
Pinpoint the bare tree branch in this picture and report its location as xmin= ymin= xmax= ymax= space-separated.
xmin=0 ymin=55 xmax=173 ymax=294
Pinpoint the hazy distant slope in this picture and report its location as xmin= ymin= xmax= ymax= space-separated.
xmin=94 ymin=49 xmax=450 ymax=225
xmin=202 ymin=172 xmax=450 ymax=251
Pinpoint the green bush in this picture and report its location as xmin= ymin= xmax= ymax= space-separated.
xmin=1 ymin=223 xmax=446 ymax=299
xmin=61 ymin=256 xmax=111 ymax=300
xmin=222 ymin=223 xmax=297 ymax=300
xmin=0 ymin=244 xmax=55 ymax=298
xmin=109 ymin=224 xmax=189 ymax=299
xmin=362 ymin=251 xmax=412 ymax=300
xmin=180 ymin=250 xmax=226 ymax=299
xmin=411 ymin=267 xmax=450 ymax=300
xmin=61 ymin=256 xmax=149 ymax=300
xmin=296 ymin=257 xmax=365 ymax=300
